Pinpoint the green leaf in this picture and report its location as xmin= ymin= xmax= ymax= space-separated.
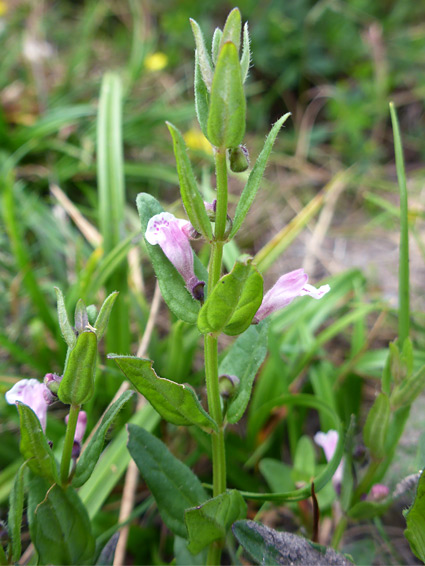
xmin=219 ymin=8 xmax=242 ymax=53
xmin=58 ymin=330 xmax=97 ymax=405
xmin=259 ymin=459 xmax=295 ymax=493
xmin=221 ymin=321 xmax=269 ymax=423
xmin=194 ymin=52 xmax=210 ymax=138
xmin=233 ymin=521 xmax=353 ymax=566
xmin=94 ymin=291 xmax=119 ymax=340
xmin=230 ymin=113 xmax=291 ymax=238
xmin=405 ymin=470 xmax=425 ymax=562
xmin=166 ymin=122 xmax=213 ymax=239
xmin=185 ymin=490 xmax=247 ymax=554
xmin=207 ymin=42 xmax=245 ymax=149
xmin=28 ymin=475 xmax=96 ymax=565
xmin=223 ymin=267 xmax=263 ymax=336
xmin=127 ymin=425 xmax=208 ymax=538
xmin=72 ymin=390 xmax=135 ymax=488
xmin=137 ymin=192 xmax=207 ymax=324
xmin=74 ymin=299 xmax=88 ymax=334
xmin=55 ymin=287 xmax=77 ymax=349
xmin=7 ymin=460 xmax=28 ymax=562
xmin=363 ymin=392 xmax=390 ymax=458
xmin=390 ymin=363 xmax=425 ymax=408
xmin=240 ymin=22 xmax=251 ymax=83
xmin=190 ymin=19 xmax=213 ymax=90
xmin=110 ymin=356 xmax=217 ymax=432
xmin=211 ymin=28 xmax=222 ymax=65
xmin=293 ymin=436 xmax=315 ymax=483
xmin=0 ymin=543 xmax=6 ymax=566
xmin=174 ymin=536 xmax=207 ymax=566
xmin=17 ymin=403 xmax=58 ymax=483
xmin=198 ymin=256 xmax=261 ymax=335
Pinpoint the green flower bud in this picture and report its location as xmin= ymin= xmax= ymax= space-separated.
xmin=229 ymin=145 xmax=250 ymax=172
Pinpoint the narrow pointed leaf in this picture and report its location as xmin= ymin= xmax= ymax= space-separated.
xmin=94 ymin=291 xmax=119 ymax=340
xmin=219 ymin=8 xmax=242 ymax=53
xmin=111 ymin=356 xmax=217 ymax=432
xmin=166 ymin=122 xmax=212 ymax=239
xmin=72 ymin=390 xmax=135 ymax=488
xmin=363 ymin=392 xmax=390 ymax=458
xmin=127 ymin=425 xmax=208 ymax=538
xmin=137 ymin=193 xmax=207 ymax=324
xmin=198 ymin=257 xmax=262 ymax=335
xmin=221 ymin=321 xmax=269 ymax=423
xmin=190 ymin=19 xmax=213 ymax=90
xmin=55 ymin=287 xmax=77 ymax=349
xmin=207 ymin=42 xmax=245 ymax=149
xmin=58 ymin=330 xmax=97 ymax=406
xmin=28 ymin=476 xmax=95 ymax=565
xmin=230 ymin=113 xmax=291 ymax=238
xmin=17 ymin=403 xmax=58 ymax=483
xmin=211 ymin=28 xmax=222 ymax=65
xmin=8 ymin=460 xmax=28 ymax=562
xmin=240 ymin=22 xmax=251 ymax=83
xmin=194 ymin=52 xmax=210 ymax=137
xmin=390 ymin=363 xmax=425 ymax=408
xmin=185 ymin=490 xmax=247 ymax=554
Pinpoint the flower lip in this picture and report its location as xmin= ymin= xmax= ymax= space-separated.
xmin=6 ymin=378 xmax=49 ymax=430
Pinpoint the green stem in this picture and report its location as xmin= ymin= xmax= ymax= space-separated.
xmin=331 ymin=516 xmax=347 ymax=549
xmin=204 ymin=147 xmax=229 ymax=566
xmin=60 ymin=404 xmax=80 ymax=486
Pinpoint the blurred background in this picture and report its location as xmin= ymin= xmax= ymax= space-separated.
xmin=1 ymin=1 xmax=425 ymax=563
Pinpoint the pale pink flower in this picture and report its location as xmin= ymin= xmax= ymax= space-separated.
xmin=145 ymin=212 xmax=205 ymax=300
xmin=253 ymin=269 xmax=330 ymax=323
xmin=369 ymin=483 xmax=389 ymax=501
xmin=314 ymin=429 xmax=344 ymax=490
xmin=6 ymin=378 xmax=49 ymax=430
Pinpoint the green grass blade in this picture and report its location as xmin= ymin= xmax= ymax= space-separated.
xmin=389 ymin=102 xmax=410 ymax=345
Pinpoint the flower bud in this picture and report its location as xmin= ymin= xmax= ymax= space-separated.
xmin=229 ymin=144 xmax=250 ymax=172
xmin=219 ymin=374 xmax=240 ymax=398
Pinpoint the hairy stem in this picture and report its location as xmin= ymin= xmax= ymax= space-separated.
xmin=60 ymin=404 xmax=80 ymax=486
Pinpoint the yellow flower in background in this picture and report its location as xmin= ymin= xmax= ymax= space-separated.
xmin=144 ymin=52 xmax=168 ymax=72
xmin=0 ymin=2 xmax=7 ymax=17
xmin=184 ymin=128 xmax=213 ymax=155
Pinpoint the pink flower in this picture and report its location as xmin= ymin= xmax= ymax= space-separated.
xmin=5 ymin=378 xmax=49 ymax=430
xmin=145 ymin=212 xmax=205 ymax=300
xmin=253 ymin=269 xmax=330 ymax=323
xmin=369 ymin=483 xmax=389 ymax=501
xmin=65 ymin=410 xmax=87 ymax=444
xmin=314 ymin=429 xmax=344 ymax=490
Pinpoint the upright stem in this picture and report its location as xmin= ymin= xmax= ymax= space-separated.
xmin=204 ymin=147 xmax=228 ymax=565
xmin=60 ymin=404 xmax=80 ymax=486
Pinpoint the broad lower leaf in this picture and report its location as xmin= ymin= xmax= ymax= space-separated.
xmin=28 ymin=475 xmax=95 ymax=565
xmin=72 ymin=390 xmax=135 ymax=488
xmin=137 ymin=192 xmax=207 ymax=324
xmin=127 ymin=425 xmax=208 ymax=538
xmin=55 ymin=287 xmax=77 ymax=349
xmin=198 ymin=256 xmax=261 ymax=335
xmin=17 ymin=403 xmax=58 ymax=483
xmin=233 ymin=520 xmax=352 ymax=566
xmin=185 ymin=490 xmax=247 ymax=554
xmin=166 ymin=122 xmax=212 ymax=239
xmin=207 ymin=42 xmax=245 ymax=149
xmin=94 ymin=291 xmax=119 ymax=340
xmin=58 ymin=330 xmax=97 ymax=405
xmin=174 ymin=536 xmax=207 ymax=566
xmin=230 ymin=113 xmax=291 ymax=239
xmin=363 ymin=392 xmax=390 ymax=459
xmin=221 ymin=321 xmax=269 ymax=423
xmin=111 ymin=356 xmax=217 ymax=433
xmin=404 ymin=469 xmax=425 ymax=562
xmin=8 ymin=460 xmax=28 ymax=562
